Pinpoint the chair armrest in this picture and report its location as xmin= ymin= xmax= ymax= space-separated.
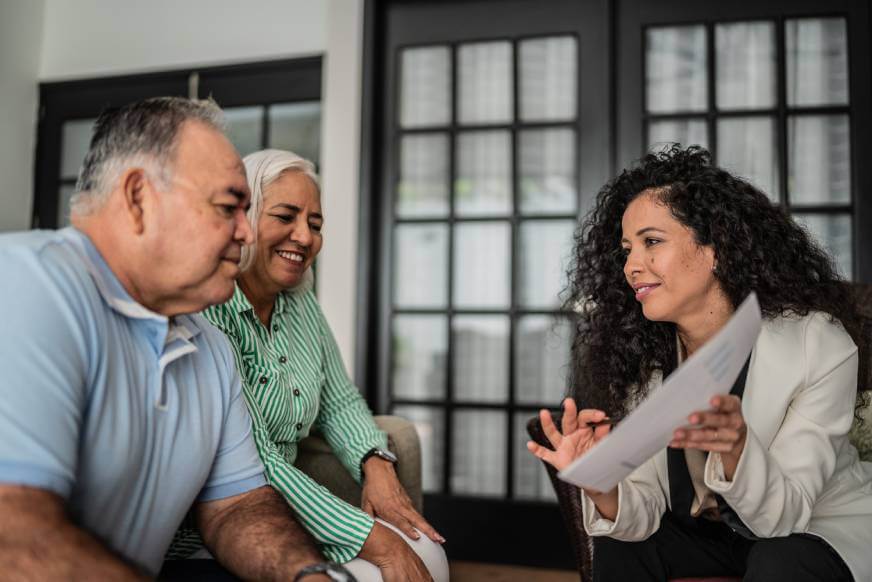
xmin=295 ymin=415 xmax=423 ymax=512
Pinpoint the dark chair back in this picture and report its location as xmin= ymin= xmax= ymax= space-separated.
xmin=526 ymin=412 xmax=590 ymax=582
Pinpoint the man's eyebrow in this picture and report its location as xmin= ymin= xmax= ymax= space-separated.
xmin=227 ymin=188 xmax=251 ymax=210
xmin=270 ymin=203 xmax=324 ymax=220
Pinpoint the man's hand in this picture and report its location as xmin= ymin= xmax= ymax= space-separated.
xmin=197 ymin=485 xmax=325 ymax=582
xmin=358 ymin=521 xmax=432 ymax=582
xmin=361 ymin=457 xmax=445 ymax=544
xmin=0 ymin=484 xmax=148 ymax=581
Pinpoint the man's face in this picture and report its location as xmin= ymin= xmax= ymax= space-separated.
xmin=144 ymin=121 xmax=253 ymax=314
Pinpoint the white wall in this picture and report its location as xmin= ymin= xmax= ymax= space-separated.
xmin=318 ymin=0 xmax=366 ymax=376
xmin=40 ymin=0 xmax=326 ymax=80
xmin=0 ymin=0 xmax=45 ymax=231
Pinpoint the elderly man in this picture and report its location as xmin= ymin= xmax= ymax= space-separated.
xmin=0 ymin=97 xmax=351 ymax=581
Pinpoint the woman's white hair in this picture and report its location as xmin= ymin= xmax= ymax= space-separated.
xmin=240 ymin=149 xmax=321 ymax=277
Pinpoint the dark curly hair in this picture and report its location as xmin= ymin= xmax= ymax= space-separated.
xmin=566 ymin=145 xmax=859 ymax=416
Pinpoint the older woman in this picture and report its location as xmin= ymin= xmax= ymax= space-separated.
xmin=203 ymin=149 xmax=447 ymax=582
xmin=528 ymin=146 xmax=872 ymax=581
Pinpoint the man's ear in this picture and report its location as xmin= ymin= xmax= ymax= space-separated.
xmin=119 ymin=168 xmax=150 ymax=234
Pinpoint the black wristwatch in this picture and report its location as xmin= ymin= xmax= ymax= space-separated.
xmin=360 ymin=447 xmax=398 ymax=475
xmin=293 ymin=562 xmax=357 ymax=581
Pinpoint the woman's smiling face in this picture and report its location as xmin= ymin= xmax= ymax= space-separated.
xmin=621 ymin=189 xmax=721 ymax=325
xmin=250 ymin=170 xmax=323 ymax=293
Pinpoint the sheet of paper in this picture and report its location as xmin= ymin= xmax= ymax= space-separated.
xmin=557 ymin=292 xmax=762 ymax=492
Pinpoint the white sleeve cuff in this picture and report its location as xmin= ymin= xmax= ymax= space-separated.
xmin=581 ymin=482 xmax=622 ymax=536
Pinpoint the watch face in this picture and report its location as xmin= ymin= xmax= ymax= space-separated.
xmin=376 ymin=449 xmax=398 ymax=463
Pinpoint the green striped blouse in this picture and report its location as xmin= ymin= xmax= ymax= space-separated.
xmin=202 ymin=283 xmax=387 ymax=563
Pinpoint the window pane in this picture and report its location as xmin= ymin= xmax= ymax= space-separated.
xmin=60 ymin=118 xmax=96 ymax=180
xmin=458 ymin=41 xmax=513 ymax=124
xmin=224 ymin=106 xmax=263 ymax=157
xmin=716 ymin=21 xmax=776 ymax=110
xmin=57 ymin=184 xmax=76 ymax=227
xmin=788 ymin=115 xmax=851 ymax=205
xmin=455 ymin=130 xmax=512 ymax=216
xmin=519 ymin=36 xmax=577 ymax=122
xmin=794 ymin=213 xmax=852 ymax=278
xmin=453 ymin=222 xmax=511 ymax=309
xmin=398 ymin=134 xmax=450 ymax=218
xmin=394 ymin=224 xmax=448 ymax=308
xmin=786 ymin=18 xmax=849 ymax=107
xmin=647 ymin=119 xmax=709 ymax=152
xmin=453 ymin=315 xmax=509 ymax=403
xmin=514 ymin=412 xmax=556 ymax=501
xmin=451 ymin=410 xmax=506 ymax=496
xmin=268 ymin=102 xmax=321 ymax=164
xmin=519 ymin=219 xmax=575 ymax=309
xmin=400 ymin=46 xmax=451 ymax=128
xmin=646 ymin=25 xmax=707 ymax=113
xmin=717 ymin=117 xmax=779 ymax=202
xmin=392 ymin=315 xmax=447 ymax=400
xmin=516 ymin=315 xmax=572 ymax=406
xmin=519 ymin=128 xmax=577 ymax=215
xmin=393 ymin=405 xmax=445 ymax=493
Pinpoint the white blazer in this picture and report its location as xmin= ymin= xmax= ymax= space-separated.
xmin=581 ymin=311 xmax=872 ymax=581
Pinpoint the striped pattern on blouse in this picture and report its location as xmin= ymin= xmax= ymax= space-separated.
xmin=202 ymin=283 xmax=388 ymax=563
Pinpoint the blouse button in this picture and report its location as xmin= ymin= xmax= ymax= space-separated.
xmin=293 ymin=388 xmax=301 ymax=396
xmin=259 ymin=376 xmax=268 ymax=384
xmin=273 ymin=324 xmax=279 ymax=332
xmin=296 ymin=422 xmax=303 ymax=430
xmin=279 ymin=356 xmax=287 ymax=364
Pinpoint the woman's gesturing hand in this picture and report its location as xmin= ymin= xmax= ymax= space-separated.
xmin=526 ymin=397 xmax=613 ymax=473
xmin=669 ymin=394 xmax=747 ymax=480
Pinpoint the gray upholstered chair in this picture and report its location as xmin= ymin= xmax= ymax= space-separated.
xmin=296 ymin=415 xmax=423 ymax=512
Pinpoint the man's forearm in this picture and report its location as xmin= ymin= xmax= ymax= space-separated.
xmin=0 ymin=486 xmax=147 ymax=581
xmin=198 ymin=486 xmax=325 ymax=581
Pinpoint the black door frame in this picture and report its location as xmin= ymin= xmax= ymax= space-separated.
xmin=358 ymin=0 xmax=611 ymax=568
xmin=616 ymin=0 xmax=872 ymax=282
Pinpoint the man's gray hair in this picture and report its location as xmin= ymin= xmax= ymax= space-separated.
xmin=240 ymin=149 xmax=321 ymax=274
xmin=70 ymin=96 xmax=225 ymax=216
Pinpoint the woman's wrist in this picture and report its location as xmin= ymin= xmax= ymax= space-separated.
xmin=362 ymin=456 xmax=396 ymax=480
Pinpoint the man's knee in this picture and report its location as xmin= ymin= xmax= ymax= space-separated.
xmin=746 ymin=535 xmax=851 ymax=582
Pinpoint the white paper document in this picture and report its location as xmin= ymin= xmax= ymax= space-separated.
xmin=558 ymin=292 xmax=762 ymax=492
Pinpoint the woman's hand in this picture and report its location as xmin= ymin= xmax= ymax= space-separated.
xmin=669 ymin=394 xmax=747 ymax=480
xmin=526 ymin=398 xmax=613 ymax=473
xmin=358 ymin=521 xmax=432 ymax=582
xmin=360 ymin=458 xmax=445 ymax=544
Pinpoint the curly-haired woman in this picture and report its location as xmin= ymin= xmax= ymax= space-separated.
xmin=528 ymin=146 xmax=872 ymax=581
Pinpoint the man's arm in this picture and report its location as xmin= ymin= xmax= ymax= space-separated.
xmin=0 ymin=485 xmax=147 ymax=581
xmin=197 ymin=485 xmax=329 ymax=581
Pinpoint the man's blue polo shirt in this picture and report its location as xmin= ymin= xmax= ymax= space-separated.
xmin=0 ymin=228 xmax=267 ymax=574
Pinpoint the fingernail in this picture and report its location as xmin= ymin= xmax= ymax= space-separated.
xmin=438 ymin=535 xmax=446 ymax=543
